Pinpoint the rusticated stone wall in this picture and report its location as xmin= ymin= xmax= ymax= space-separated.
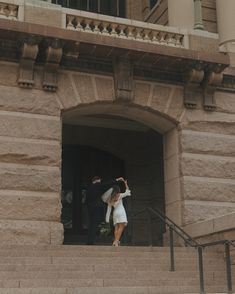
xmin=0 ymin=61 xmax=234 ymax=244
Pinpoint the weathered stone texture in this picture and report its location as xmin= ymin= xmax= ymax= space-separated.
xmin=95 ymin=77 xmax=114 ymax=101
xmin=0 ymin=63 xmax=17 ymax=87
xmin=0 ymin=220 xmax=63 ymax=245
xmin=57 ymin=73 xmax=80 ymax=109
xmin=181 ymin=131 xmax=235 ymax=156
xmin=215 ymin=91 xmax=235 ymax=114
xmin=181 ymin=154 xmax=235 ymax=179
xmin=72 ymin=74 xmax=96 ymax=103
xmin=166 ymin=87 xmax=184 ymax=120
xmin=0 ymin=165 xmax=60 ymax=192
xmin=0 ymin=192 xmax=61 ymax=221
xmin=184 ymin=202 xmax=235 ymax=225
xmin=0 ymin=85 xmax=60 ymax=116
xmin=134 ymin=82 xmax=151 ymax=106
xmin=25 ymin=5 xmax=62 ymax=27
xmin=180 ymin=110 xmax=235 ymax=135
xmin=150 ymin=84 xmax=171 ymax=113
xmin=182 ymin=177 xmax=235 ymax=202
xmin=0 ymin=114 xmax=61 ymax=141
xmin=0 ymin=140 xmax=60 ymax=166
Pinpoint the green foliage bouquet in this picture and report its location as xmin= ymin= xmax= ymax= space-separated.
xmin=98 ymin=222 xmax=112 ymax=237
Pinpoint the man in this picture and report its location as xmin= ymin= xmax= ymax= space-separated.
xmin=86 ymin=176 xmax=124 ymax=245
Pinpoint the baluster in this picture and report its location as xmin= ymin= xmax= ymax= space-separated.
xmin=166 ymin=33 xmax=176 ymax=46
xmin=175 ymin=34 xmax=183 ymax=47
xmin=0 ymin=3 xmax=7 ymax=19
xmin=135 ymin=27 xmax=143 ymax=41
xmin=109 ymin=23 xmax=118 ymax=37
xmin=159 ymin=32 xmax=167 ymax=45
xmin=101 ymin=22 xmax=109 ymax=35
xmin=84 ymin=19 xmax=92 ymax=33
xmin=66 ymin=15 xmax=75 ymax=30
xmin=92 ymin=20 xmax=101 ymax=34
xmin=75 ymin=17 xmax=83 ymax=31
xmin=118 ymin=24 xmax=127 ymax=38
xmin=143 ymin=29 xmax=151 ymax=42
xmin=8 ymin=4 xmax=17 ymax=20
xmin=126 ymin=26 xmax=135 ymax=40
xmin=152 ymin=31 xmax=160 ymax=44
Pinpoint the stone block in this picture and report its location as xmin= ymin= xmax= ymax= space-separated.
xmin=215 ymin=91 xmax=235 ymax=114
xmin=180 ymin=110 xmax=235 ymax=135
xmin=0 ymin=220 xmax=63 ymax=245
xmin=0 ymin=165 xmax=60 ymax=192
xmin=0 ymin=85 xmax=60 ymax=116
xmin=165 ymin=200 xmax=182 ymax=225
xmin=166 ymin=87 xmax=184 ymax=120
xmin=182 ymin=177 xmax=235 ymax=202
xmin=0 ymin=62 xmax=18 ymax=87
xmin=150 ymin=84 xmax=172 ymax=113
xmin=0 ymin=191 xmax=61 ymax=221
xmin=164 ymin=154 xmax=180 ymax=182
xmin=0 ymin=113 xmax=61 ymax=141
xmin=164 ymin=128 xmax=179 ymax=159
xmin=95 ymin=76 xmax=114 ymax=101
xmin=0 ymin=139 xmax=60 ymax=166
xmin=181 ymin=154 xmax=235 ymax=179
xmin=165 ymin=177 xmax=181 ymax=205
xmin=134 ymin=81 xmax=151 ymax=106
xmin=57 ymin=72 xmax=80 ymax=109
xmin=181 ymin=130 xmax=235 ymax=156
xmin=72 ymin=74 xmax=96 ymax=104
xmin=184 ymin=201 xmax=235 ymax=225
xmin=25 ymin=1 xmax=62 ymax=28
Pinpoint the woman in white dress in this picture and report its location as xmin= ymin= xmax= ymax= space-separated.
xmin=105 ymin=179 xmax=131 ymax=246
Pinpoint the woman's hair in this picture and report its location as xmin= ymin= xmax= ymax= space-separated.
xmin=108 ymin=185 xmax=120 ymax=204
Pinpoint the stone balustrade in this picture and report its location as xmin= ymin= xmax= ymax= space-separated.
xmin=0 ymin=2 xmax=18 ymax=20
xmin=64 ymin=10 xmax=187 ymax=48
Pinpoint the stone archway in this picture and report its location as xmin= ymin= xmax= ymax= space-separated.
xmin=59 ymin=72 xmax=184 ymax=244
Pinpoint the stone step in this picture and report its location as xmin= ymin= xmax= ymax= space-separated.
xmin=0 ymin=263 xmax=226 ymax=272
xmin=0 ymin=287 xmax=229 ymax=294
xmin=0 ymin=278 xmax=228 ymax=288
xmin=0 ymin=284 xmax=228 ymax=293
xmin=0 ymin=245 xmax=219 ymax=253
xmin=0 ymin=256 xmax=224 ymax=266
xmin=0 ymin=270 xmax=227 ymax=280
xmin=0 ymin=249 xmax=221 ymax=258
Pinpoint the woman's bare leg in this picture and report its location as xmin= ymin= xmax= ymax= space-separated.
xmin=113 ymin=224 xmax=119 ymax=245
xmin=115 ymin=223 xmax=126 ymax=243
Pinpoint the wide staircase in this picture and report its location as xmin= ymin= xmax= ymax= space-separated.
xmin=0 ymin=244 xmax=232 ymax=294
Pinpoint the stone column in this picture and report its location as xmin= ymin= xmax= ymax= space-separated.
xmin=216 ymin=0 xmax=235 ymax=58
xmin=193 ymin=0 xmax=204 ymax=30
xmin=168 ymin=0 xmax=194 ymax=29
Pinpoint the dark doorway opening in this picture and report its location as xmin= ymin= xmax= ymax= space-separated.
xmin=62 ymin=145 xmax=125 ymax=244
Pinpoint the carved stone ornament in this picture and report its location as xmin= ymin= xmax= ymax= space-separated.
xmin=113 ymin=56 xmax=133 ymax=101
xmin=183 ymin=67 xmax=204 ymax=109
xmin=18 ymin=38 xmax=39 ymax=88
xmin=201 ymin=65 xmax=224 ymax=111
xmin=43 ymin=39 xmax=63 ymax=92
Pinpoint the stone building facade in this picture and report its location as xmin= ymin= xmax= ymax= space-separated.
xmin=0 ymin=0 xmax=234 ymax=245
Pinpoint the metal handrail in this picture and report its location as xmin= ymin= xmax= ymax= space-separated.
xmin=131 ymin=206 xmax=234 ymax=294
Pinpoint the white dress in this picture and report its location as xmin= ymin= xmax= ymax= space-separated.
xmin=105 ymin=189 xmax=131 ymax=226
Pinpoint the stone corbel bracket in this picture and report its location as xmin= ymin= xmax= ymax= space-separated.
xmin=43 ymin=39 xmax=63 ymax=92
xmin=183 ymin=63 xmax=204 ymax=109
xmin=113 ymin=56 xmax=133 ymax=101
xmin=201 ymin=65 xmax=224 ymax=111
xmin=18 ymin=38 xmax=39 ymax=88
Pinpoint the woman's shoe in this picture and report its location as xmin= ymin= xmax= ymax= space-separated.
xmin=112 ymin=240 xmax=120 ymax=247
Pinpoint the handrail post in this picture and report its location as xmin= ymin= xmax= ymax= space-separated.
xmin=148 ymin=213 xmax=153 ymax=246
xmin=169 ymin=225 xmax=175 ymax=271
xmin=197 ymin=246 xmax=205 ymax=294
xmin=224 ymin=242 xmax=233 ymax=294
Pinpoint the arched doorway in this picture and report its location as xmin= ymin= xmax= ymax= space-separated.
xmin=62 ymin=111 xmax=167 ymax=245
